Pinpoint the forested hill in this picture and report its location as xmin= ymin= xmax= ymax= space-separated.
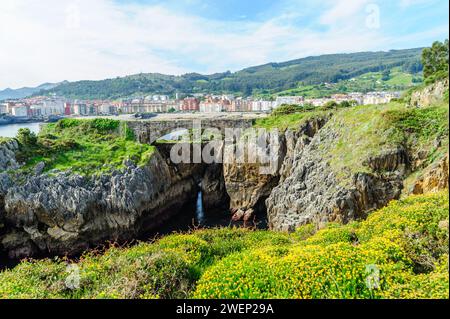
xmin=39 ymin=47 xmax=423 ymax=99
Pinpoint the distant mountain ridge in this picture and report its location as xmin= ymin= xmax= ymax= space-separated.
xmin=0 ymin=82 xmax=64 ymax=101
xmin=12 ymin=47 xmax=425 ymax=100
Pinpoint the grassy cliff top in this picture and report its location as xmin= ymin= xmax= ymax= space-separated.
xmin=0 ymin=191 xmax=447 ymax=299
xmin=15 ymin=118 xmax=155 ymax=176
xmin=255 ymin=100 xmax=448 ymax=185
xmin=325 ymin=102 xmax=448 ymax=181
xmin=253 ymin=110 xmax=327 ymax=131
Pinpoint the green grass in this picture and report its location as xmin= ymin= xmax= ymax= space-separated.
xmin=0 ymin=192 xmax=447 ymax=299
xmin=0 ymin=137 xmax=12 ymax=145
xmin=16 ymin=118 xmax=155 ymax=176
xmin=253 ymin=110 xmax=326 ymax=131
xmin=253 ymin=100 xmax=449 ymax=186
xmin=321 ymin=102 xmax=448 ymax=183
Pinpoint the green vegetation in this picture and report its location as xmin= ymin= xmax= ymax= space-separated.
xmin=272 ymin=67 xmax=422 ymax=99
xmin=15 ymin=118 xmax=155 ymax=176
xmin=37 ymin=48 xmax=423 ymax=99
xmin=321 ymin=102 xmax=448 ymax=182
xmin=401 ymin=40 xmax=449 ymax=104
xmin=254 ymin=110 xmax=325 ymax=131
xmin=254 ymin=96 xmax=448 ymax=185
xmin=0 ymin=137 xmax=12 ymax=145
xmin=16 ymin=128 xmax=38 ymax=146
xmin=194 ymin=192 xmax=448 ymax=299
xmin=422 ymin=39 xmax=449 ymax=80
xmin=0 ymin=192 xmax=447 ymax=299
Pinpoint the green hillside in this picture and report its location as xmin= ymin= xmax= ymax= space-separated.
xmin=37 ymin=48 xmax=423 ymax=99
xmin=263 ymin=67 xmax=422 ymax=99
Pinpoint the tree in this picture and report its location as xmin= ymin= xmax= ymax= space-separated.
xmin=16 ymin=128 xmax=37 ymax=146
xmin=422 ymin=39 xmax=449 ymax=78
xmin=322 ymin=100 xmax=339 ymax=110
xmin=339 ymin=101 xmax=351 ymax=108
xmin=272 ymin=104 xmax=302 ymax=115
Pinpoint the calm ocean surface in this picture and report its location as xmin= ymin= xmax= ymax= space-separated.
xmin=0 ymin=122 xmax=41 ymax=138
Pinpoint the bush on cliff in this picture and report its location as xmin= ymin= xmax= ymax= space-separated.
xmin=193 ymin=192 xmax=449 ymax=299
xmin=16 ymin=128 xmax=38 ymax=146
xmin=0 ymin=192 xmax=447 ymax=299
xmin=0 ymin=229 xmax=291 ymax=299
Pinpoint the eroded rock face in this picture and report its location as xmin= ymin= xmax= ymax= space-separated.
xmin=1 ymin=150 xmax=199 ymax=258
xmin=0 ymin=139 xmax=20 ymax=235
xmin=410 ymin=79 xmax=449 ymax=107
xmin=266 ymin=122 xmax=406 ymax=232
xmin=223 ymin=131 xmax=286 ymax=214
xmin=202 ymin=164 xmax=229 ymax=210
xmin=411 ymin=153 xmax=449 ymax=195
xmin=223 ymin=116 xmax=330 ymax=222
xmin=0 ymin=139 xmax=20 ymax=172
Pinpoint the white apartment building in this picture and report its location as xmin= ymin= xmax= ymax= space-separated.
xmin=200 ymin=102 xmax=224 ymax=113
xmin=149 ymin=95 xmax=169 ymax=102
xmin=74 ymin=103 xmax=88 ymax=115
xmin=11 ymin=105 xmax=28 ymax=117
xmin=44 ymin=100 xmax=64 ymax=115
xmin=250 ymin=100 xmax=274 ymax=112
xmin=363 ymin=92 xmax=400 ymax=105
xmin=98 ymin=104 xmax=113 ymax=114
xmin=274 ymin=96 xmax=304 ymax=107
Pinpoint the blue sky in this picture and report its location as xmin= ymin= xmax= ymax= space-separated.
xmin=0 ymin=0 xmax=448 ymax=89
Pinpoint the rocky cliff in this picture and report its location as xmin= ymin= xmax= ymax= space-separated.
xmin=224 ymin=102 xmax=448 ymax=232
xmin=410 ymin=79 xmax=449 ymax=107
xmin=411 ymin=153 xmax=449 ymax=195
xmin=0 ymin=140 xmax=20 ymax=236
xmin=222 ymin=116 xmax=328 ymax=223
xmin=266 ymin=126 xmax=406 ymax=231
xmin=0 ymin=144 xmax=217 ymax=258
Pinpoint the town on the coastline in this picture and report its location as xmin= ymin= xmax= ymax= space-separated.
xmin=1 ymin=91 xmax=401 ymax=121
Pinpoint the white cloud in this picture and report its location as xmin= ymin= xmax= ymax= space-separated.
xmin=0 ymin=0 xmax=443 ymax=89
xmin=319 ymin=0 xmax=370 ymax=25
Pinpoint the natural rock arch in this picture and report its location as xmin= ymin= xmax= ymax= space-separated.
xmin=126 ymin=118 xmax=255 ymax=144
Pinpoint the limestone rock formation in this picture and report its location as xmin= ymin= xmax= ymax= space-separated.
xmin=0 ymin=139 xmax=20 ymax=172
xmin=410 ymin=79 xmax=449 ymax=107
xmin=0 ymin=139 xmax=20 ymax=234
xmin=411 ymin=153 xmax=449 ymax=195
xmin=1 ymin=150 xmax=199 ymax=258
xmin=222 ymin=116 xmax=329 ymax=220
xmin=201 ymin=163 xmax=229 ymax=210
xmin=222 ymin=131 xmax=286 ymax=216
xmin=266 ymin=120 xmax=406 ymax=232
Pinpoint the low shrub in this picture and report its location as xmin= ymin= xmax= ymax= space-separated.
xmin=193 ymin=192 xmax=449 ymax=299
xmin=0 ymin=193 xmax=448 ymax=299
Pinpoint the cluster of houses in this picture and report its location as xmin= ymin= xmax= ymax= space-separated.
xmin=0 ymin=91 xmax=401 ymax=118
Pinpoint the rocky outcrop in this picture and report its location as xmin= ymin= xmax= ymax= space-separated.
xmin=1 ymin=110 xmax=447 ymax=257
xmin=411 ymin=153 xmax=449 ymax=195
xmin=0 ymin=139 xmax=20 ymax=172
xmin=1 ymin=150 xmax=200 ymax=258
xmin=410 ymin=79 xmax=449 ymax=107
xmin=0 ymin=139 xmax=20 ymax=234
xmin=201 ymin=164 xmax=230 ymax=210
xmin=223 ymin=131 xmax=286 ymax=219
xmin=266 ymin=122 xmax=406 ymax=232
xmin=223 ymin=116 xmax=329 ymax=222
